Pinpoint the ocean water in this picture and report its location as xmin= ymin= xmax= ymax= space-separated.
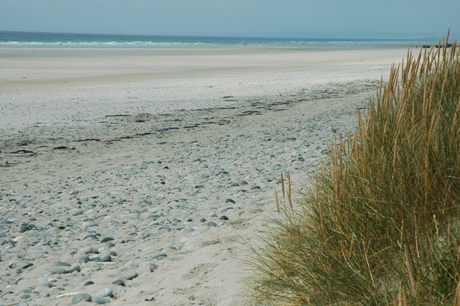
xmin=0 ymin=31 xmax=444 ymax=48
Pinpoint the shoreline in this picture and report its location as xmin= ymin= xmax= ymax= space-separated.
xmin=1 ymin=46 xmax=410 ymax=132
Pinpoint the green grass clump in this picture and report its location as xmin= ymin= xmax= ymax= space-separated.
xmin=249 ymin=37 xmax=460 ymax=305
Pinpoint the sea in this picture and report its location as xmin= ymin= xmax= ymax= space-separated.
xmin=0 ymin=31 xmax=447 ymax=49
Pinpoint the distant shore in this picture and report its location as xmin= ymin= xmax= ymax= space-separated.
xmin=1 ymin=46 xmax=410 ymax=131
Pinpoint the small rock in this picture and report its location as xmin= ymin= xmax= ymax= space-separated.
xmin=81 ymin=246 xmax=98 ymax=254
xmin=220 ymin=216 xmax=229 ymax=221
xmin=93 ymin=297 xmax=110 ymax=304
xmin=68 ymin=263 xmax=81 ymax=273
xmin=83 ymin=281 xmax=95 ymax=286
xmin=19 ymin=223 xmax=36 ymax=233
xmin=37 ymin=277 xmax=52 ymax=288
xmin=17 ymin=262 xmax=33 ymax=269
xmin=51 ymin=267 xmax=67 ymax=274
xmin=101 ymin=237 xmax=114 ymax=243
xmin=207 ymin=222 xmax=217 ymax=227
xmin=112 ymin=280 xmax=125 ymax=286
xmin=100 ymin=255 xmax=112 ymax=262
xmin=72 ymin=293 xmax=92 ymax=304
xmin=123 ymin=269 xmax=138 ymax=280
xmin=97 ymin=288 xmax=112 ymax=297
xmin=184 ymin=225 xmax=194 ymax=231
xmin=149 ymin=263 xmax=159 ymax=272
xmin=123 ymin=261 xmax=137 ymax=269
xmin=152 ymin=253 xmax=167 ymax=260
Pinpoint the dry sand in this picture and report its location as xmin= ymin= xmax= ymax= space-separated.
xmin=0 ymin=46 xmax=412 ymax=305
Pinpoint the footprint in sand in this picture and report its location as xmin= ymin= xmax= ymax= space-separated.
xmin=182 ymin=263 xmax=219 ymax=280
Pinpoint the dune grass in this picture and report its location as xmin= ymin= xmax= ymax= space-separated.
xmin=248 ymin=37 xmax=460 ymax=305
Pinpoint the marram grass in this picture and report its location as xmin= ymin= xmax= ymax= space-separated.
xmin=248 ymin=36 xmax=460 ymax=305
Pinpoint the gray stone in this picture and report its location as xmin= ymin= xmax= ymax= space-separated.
xmin=93 ymin=297 xmax=110 ymax=304
xmin=81 ymin=246 xmax=98 ymax=254
xmin=20 ymin=223 xmax=36 ymax=233
xmin=112 ymin=289 xmax=122 ymax=299
xmin=100 ymin=255 xmax=112 ymax=262
xmin=17 ymin=262 xmax=33 ymax=269
xmin=149 ymin=263 xmax=159 ymax=272
xmin=51 ymin=267 xmax=67 ymax=274
xmin=152 ymin=253 xmax=167 ymax=260
xmin=123 ymin=269 xmax=138 ymax=280
xmin=112 ymin=279 xmax=125 ymax=286
xmin=37 ymin=277 xmax=52 ymax=288
xmin=184 ymin=225 xmax=194 ymax=231
xmin=72 ymin=292 xmax=92 ymax=304
xmin=101 ymin=237 xmax=114 ymax=243
xmin=68 ymin=263 xmax=81 ymax=273
xmin=97 ymin=288 xmax=112 ymax=297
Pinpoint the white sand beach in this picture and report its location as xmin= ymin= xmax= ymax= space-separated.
xmin=0 ymin=46 xmax=412 ymax=305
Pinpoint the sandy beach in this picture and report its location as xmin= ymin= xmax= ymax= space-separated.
xmin=0 ymin=46 xmax=411 ymax=305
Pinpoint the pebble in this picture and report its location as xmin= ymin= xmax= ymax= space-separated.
xmin=51 ymin=267 xmax=68 ymax=274
xmin=101 ymin=237 xmax=114 ymax=243
xmin=81 ymin=246 xmax=99 ymax=254
xmin=149 ymin=263 xmax=159 ymax=272
xmin=123 ymin=269 xmax=138 ymax=280
xmin=93 ymin=297 xmax=111 ymax=304
xmin=72 ymin=293 xmax=92 ymax=304
xmin=97 ymin=288 xmax=113 ymax=297
xmin=112 ymin=280 xmax=125 ymax=286
xmin=68 ymin=263 xmax=81 ymax=273
xmin=152 ymin=253 xmax=167 ymax=260
xmin=37 ymin=277 xmax=52 ymax=288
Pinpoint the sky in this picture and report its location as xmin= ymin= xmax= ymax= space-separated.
xmin=1 ymin=0 xmax=459 ymax=38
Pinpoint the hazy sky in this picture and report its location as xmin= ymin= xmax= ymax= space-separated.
xmin=1 ymin=0 xmax=459 ymax=38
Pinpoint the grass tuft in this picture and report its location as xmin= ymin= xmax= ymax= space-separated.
xmin=248 ymin=34 xmax=460 ymax=305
